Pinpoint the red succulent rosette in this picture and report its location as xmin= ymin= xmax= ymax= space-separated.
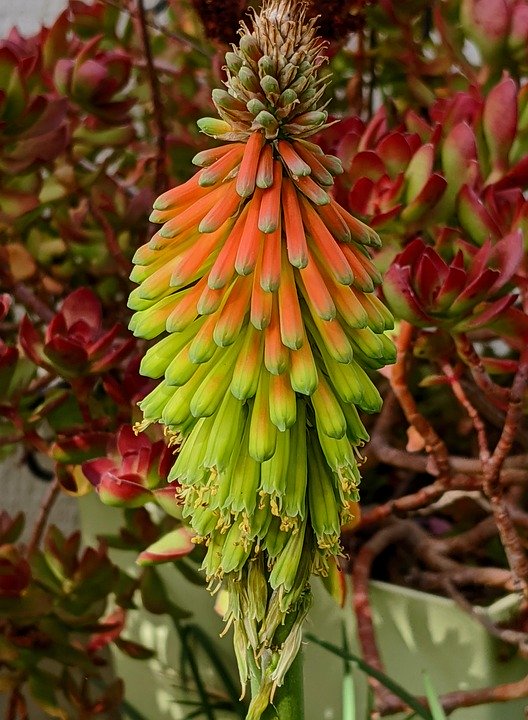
xmin=19 ymin=287 xmax=134 ymax=378
xmin=383 ymin=231 xmax=523 ymax=333
xmin=0 ymin=29 xmax=68 ymax=173
xmin=54 ymin=35 xmax=133 ymax=124
xmin=329 ymin=77 xmax=528 ymax=240
xmin=82 ymin=424 xmax=176 ymax=510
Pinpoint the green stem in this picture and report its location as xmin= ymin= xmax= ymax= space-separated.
xmin=262 ymin=650 xmax=304 ymax=720
xmin=248 ymin=650 xmax=304 ymax=720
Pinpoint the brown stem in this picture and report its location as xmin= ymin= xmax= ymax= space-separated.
xmin=455 ymin=334 xmax=510 ymax=410
xmin=103 ymin=0 xmax=212 ymax=57
xmin=370 ymin=437 xmax=528 ymax=481
xmin=6 ymin=687 xmax=27 ymax=720
xmin=442 ymin=361 xmax=490 ymax=462
xmin=458 ymin=378 xmax=526 ymax=446
xmin=369 ymin=401 xmax=528 ymax=481
xmin=404 ymin=524 xmax=512 ymax=586
xmin=351 ymin=523 xmax=412 ymax=705
xmin=379 ymin=674 xmax=528 ymax=716
xmin=390 ymin=322 xmax=451 ymax=478
xmin=408 ymin=567 xmax=515 ymax=592
xmin=0 ymin=321 xmax=18 ymax=333
xmin=0 ymin=434 xmax=24 ymax=446
xmin=356 ymin=480 xmax=446 ymax=528
xmin=346 ymin=27 xmax=364 ymax=114
xmin=26 ymin=477 xmax=61 ymax=556
xmin=443 ymin=579 xmax=528 ymax=651
xmin=135 ymin=0 xmax=169 ymax=196
xmin=437 ymin=516 xmax=497 ymax=555
xmin=510 ymin=504 xmax=528 ymax=533
xmin=11 ymin=282 xmax=54 ymax=324
xmin=6 ymin=688 xmax=17 ymax=720
xmin=367 ymin=28 xmax=377 ymax=118
xmin=482 ymin=350 xmax=528 ymax=598
xmin=89 ymin=200 xmax=132 ymax=277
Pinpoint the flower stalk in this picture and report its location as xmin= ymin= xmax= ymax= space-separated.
xmin=256 ymin=626 xmax=305 ymax=720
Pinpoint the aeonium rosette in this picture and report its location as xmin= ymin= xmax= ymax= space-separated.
xmin=0 ymin=293 xmax=37 ymax=400
xmin=0 ymin=545 xmax=31 ymax=597
xmin=0 ymin=29 xmax=68 ymax=174
xmin=383 ymin=230 xmax=523 ymax=333
xmin=0 ymin=28 xmax=68 ymax=221
xmin=54 ymin=36 xmax=133 ymax=124
xmin=83 ymin=425 xmax=194 ymax=564
xmin=325 ymin=111 xmax=447 ymax=233
xmin=461 ymin=0 xmax=528 ymax=71
xmin=19 ymin=287 xmax=134 ymax=378
xmin=83 ymin=424 xmax=176 ymax=511
xmin=0 ymin=513 xmax=30 ymax=598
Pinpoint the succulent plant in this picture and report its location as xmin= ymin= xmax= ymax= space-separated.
xmin=383 ymin=232 xmax=523 ymax=332
xmin=0 ymin=519 xmax=146 ymax=720
xmin=19 ymin=287 xmax=134 ymax=378
xmin=83 ymin=424 xmax=175 ymax=507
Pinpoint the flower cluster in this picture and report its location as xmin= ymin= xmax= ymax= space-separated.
xmin=130 ymin=1 xmax=395 ymax=714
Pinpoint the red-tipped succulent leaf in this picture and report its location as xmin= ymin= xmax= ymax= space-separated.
xmin=383 ymin=231 xmax=523 ymax=332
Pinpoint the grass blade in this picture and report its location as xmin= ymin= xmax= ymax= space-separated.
xmin=422 ymin=672 xmax=448 ymax=720
xmin=185 ymin=622 xmax=246 ymax=717
xmin=173 ymin=618 xmax=216 ymax=720
xmin=120 ymin=700 xmax=149 ymax=720
xmin=341 ymin=623 xmax=356 ymax=720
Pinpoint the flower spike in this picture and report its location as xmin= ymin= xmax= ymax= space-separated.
xmin=129 ymin=1 xmax=395 ymax=716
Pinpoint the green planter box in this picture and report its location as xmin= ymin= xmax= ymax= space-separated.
xmin=80 ymin=494 xmax=527 ymax=719
xmin=364 ymin=582 xmax=527 ymax=720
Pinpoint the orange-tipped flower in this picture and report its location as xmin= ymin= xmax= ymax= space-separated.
xmin=129 ymin=1 xmax=395 ymax=716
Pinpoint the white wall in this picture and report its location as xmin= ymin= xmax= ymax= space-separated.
xmin=0 ymin=0 xmax=66 ymax=36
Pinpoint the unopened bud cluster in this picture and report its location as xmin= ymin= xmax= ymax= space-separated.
xmin=209 ymin=0 xmax=329 ymax=140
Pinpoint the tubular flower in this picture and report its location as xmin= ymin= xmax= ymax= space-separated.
xmin=129 ymin=1 xmax=395 ymax=715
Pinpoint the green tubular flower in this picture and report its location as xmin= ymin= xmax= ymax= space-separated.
xmin=129 ymin=0 xmax=395 ymax=715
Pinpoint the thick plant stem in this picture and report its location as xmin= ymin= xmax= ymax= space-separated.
xmin=263 ymin=651 xmax=305 ymax=720
xmin=248 ymin=650 xmax=304 ymax=720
